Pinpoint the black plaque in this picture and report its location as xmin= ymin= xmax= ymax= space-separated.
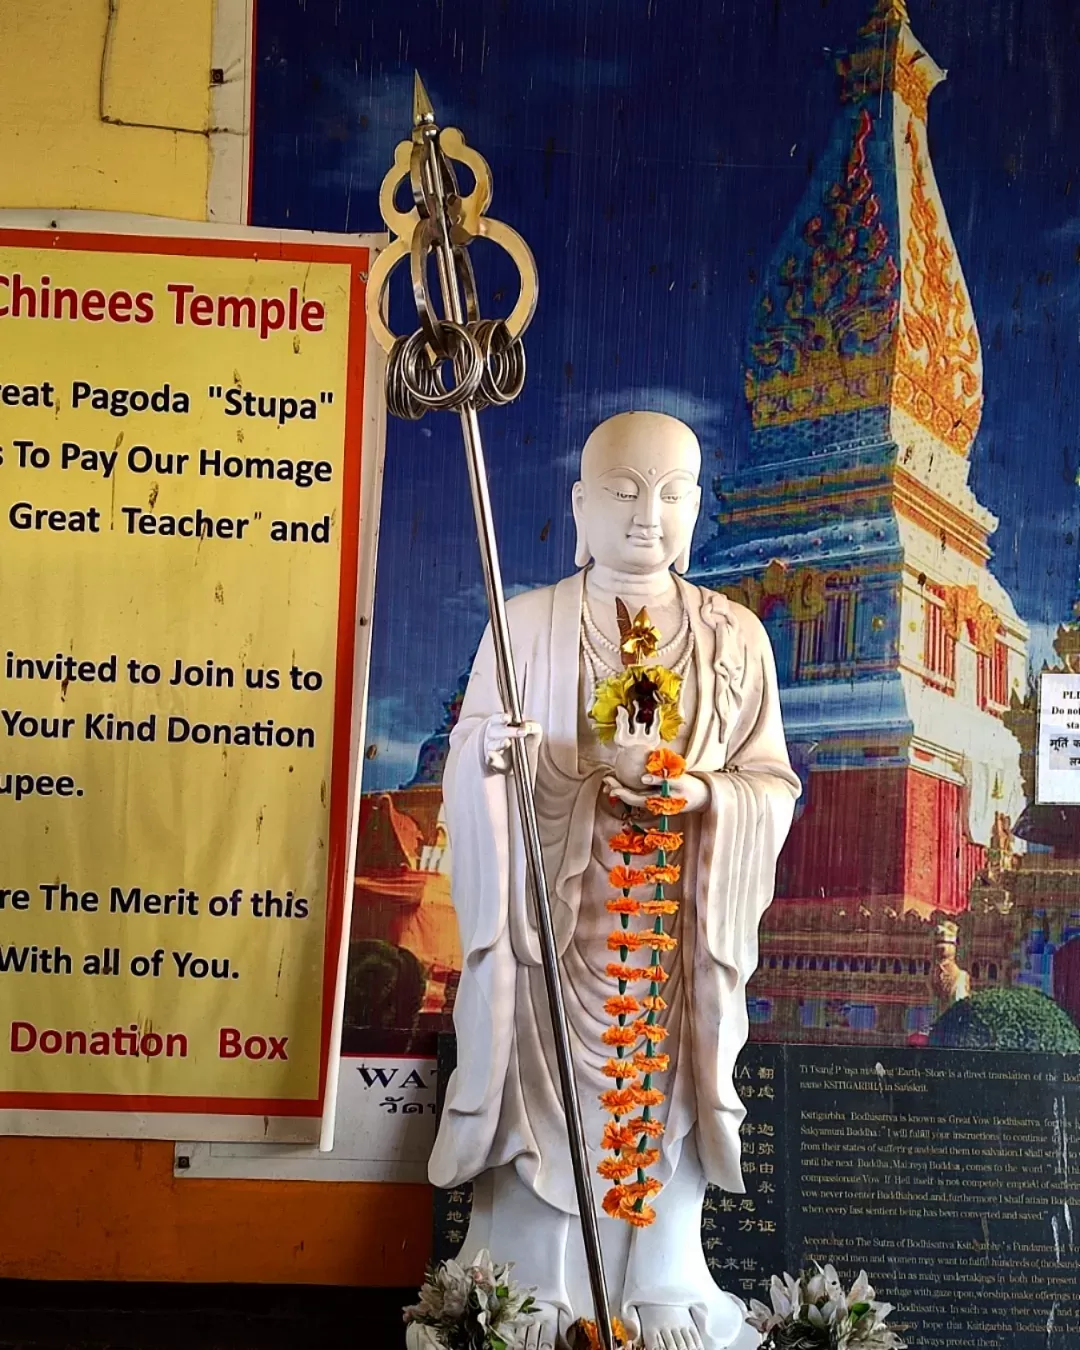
xmin=431 ymin=1034 xmax=473 ymax=1264
xmin=703 ymin=1041 xmax=786 ymax=1305
xmin=781 ymin=1046 xmax=1080 ymax=1349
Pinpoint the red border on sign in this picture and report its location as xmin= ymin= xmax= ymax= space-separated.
xmin=0 ymin=228 xmax=369 ymax=1118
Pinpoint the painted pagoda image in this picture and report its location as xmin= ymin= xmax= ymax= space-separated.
xmin=344 ymin=682 xmax=466 ymax=1052
xmin=966 ymin=576 xmax=1080 ymax=1030
xmin=347 ymin=0 xmax=1080 ymax=1055
xmin=692 ymin=0 xmax=1030 ymax=1043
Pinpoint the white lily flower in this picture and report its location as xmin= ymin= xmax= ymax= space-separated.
xmin=847 ymin=1271 xmax=871 ymax=1305
xmin=747 ymin=1297 xmax=789 ymax=1334
xmin=443 ymin=1258 xmax=467 ymax=1280
xmin=770 ymin=1283 xmax=794 ymax=1319
xmin=467 ymin=1250 xmax=499 ymax=1293
xmin=406 ymin=1324 xmax=446 ymax=1350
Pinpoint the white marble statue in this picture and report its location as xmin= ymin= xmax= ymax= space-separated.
xmin=430 ymin=412 xmax=800 ymax=1350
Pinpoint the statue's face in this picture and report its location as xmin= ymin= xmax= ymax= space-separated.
xmin=573 ymin=413 xmax=702 ymax=574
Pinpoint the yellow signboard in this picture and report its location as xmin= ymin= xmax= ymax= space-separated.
xmin=0 ymin=223 xmax=379 ymax=1135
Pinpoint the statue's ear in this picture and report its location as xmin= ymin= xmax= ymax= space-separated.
xmin=572 ymin=481 xmax=590 ymax=568
xmin=673 ymin=486 xmax=702 ymax=574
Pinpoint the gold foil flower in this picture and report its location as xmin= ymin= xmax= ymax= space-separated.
xmin=618 ymin=603 xmax=662 ymax=665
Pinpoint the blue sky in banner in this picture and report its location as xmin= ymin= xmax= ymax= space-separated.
xmin=252 ymin=0 xmax=1080 ymax=791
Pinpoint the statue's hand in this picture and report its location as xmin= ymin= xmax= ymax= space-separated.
xmin=611 ymin=703 xmax=663 ymax=754
xmin=609 ymin=704 xmax=663 ymax=789
xmin=482 ymin=713 xmax=543 ymax=775
xmin=604 ymin=769 xmax=709 ymax=815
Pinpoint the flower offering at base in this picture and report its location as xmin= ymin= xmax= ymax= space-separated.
xmin=746 ymin=1264 xmax=906 ymax=1350
xmin=403 ymin=1250 xmax=537 ymax=1350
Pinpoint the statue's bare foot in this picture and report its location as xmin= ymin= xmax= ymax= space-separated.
xmin=638 ymin=1304 xmax=705 ymax=1350
xmin=523 ymin=1301 xmax=562 ymax=1350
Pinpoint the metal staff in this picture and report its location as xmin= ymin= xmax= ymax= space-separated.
xmin=366 ymin=75 xmax=615 ymax=1350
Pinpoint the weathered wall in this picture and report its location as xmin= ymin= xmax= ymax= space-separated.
xmin=0 ymin=0 xmax=213 ymax=217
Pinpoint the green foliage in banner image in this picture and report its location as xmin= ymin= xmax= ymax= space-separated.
xmin=346 ymin=938 xmax=425 ymax=1034
xmin=928 ymin=986 xmax=1080 ymax=1054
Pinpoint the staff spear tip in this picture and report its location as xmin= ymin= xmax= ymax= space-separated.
xmin=412 ymin=71 xmax=436 ymax=127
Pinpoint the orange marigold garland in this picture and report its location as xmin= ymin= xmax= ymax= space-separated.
xmin=597 ymin=748 xmax=688 ymax=1226
xmin=601 ymin=1120 xmax=639 ymax=1151
xmin=631 ymin=1085 xmax=666 ymax=1108
xmin=601 ymin=1057 xmax=640 ymax=1080
xmin=568 ymin=1316 xmax=632 ymax=1350
xmin=601 ymin=1024 xmax=638 ymax=1048
xmin=599 ymin=1086 xmax=637 ymax=1114
xmin=605 ymin=961 xmax=646 ymax=983
xmin=606 ymin=930 xmax=646 ymax=953
xmin=632 ymin=1051 xmax=670 ymax=1074
xmin=597 ymin=1155 xmax=637 ymax=1181
xmin=605 ymin=895 xmax=641 ymax=916
xmin=645 ymin=795 xmax=688 ymax=817
xmin=608 ymin=830 xmax=652 ymax=856
xmin=603 ymin=994 xmax=641 ymax=1018
xmin=642 ymin=829 xmax=684 ymax=853
xmin=608 ymin=865 xmax=647 ymax=890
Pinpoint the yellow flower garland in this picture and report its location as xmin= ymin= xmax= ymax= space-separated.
xmin=589 ymin=667 xmax=684 ymax=744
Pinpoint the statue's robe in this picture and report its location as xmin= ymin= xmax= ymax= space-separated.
xmin=429 ymin=570 xmax=799 ymax=1333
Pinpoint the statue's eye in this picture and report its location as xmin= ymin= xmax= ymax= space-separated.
xmin=605 ymin=480 xmax=639 ymax=501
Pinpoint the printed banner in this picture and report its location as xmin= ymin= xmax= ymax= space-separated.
xmin=0 ymin=224 xmax=379 ymax=1134
xmin=176 ymin=1056 xmax=438 ymax=1182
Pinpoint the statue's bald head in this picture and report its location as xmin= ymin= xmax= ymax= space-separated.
xmin=572 ymin=411 xmax=703 ymax=575
xmin=580 ymin=411 xmax=702 ymax=484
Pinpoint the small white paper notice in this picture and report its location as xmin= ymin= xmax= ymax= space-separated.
xmin=1037 ymin=673 xmax=1080 ymax=805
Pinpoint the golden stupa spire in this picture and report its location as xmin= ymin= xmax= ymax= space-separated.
xmin=873 ymin=0 xmax=910 ymax=22
xmin=858 ymin=0 xmax=910 ymax=38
